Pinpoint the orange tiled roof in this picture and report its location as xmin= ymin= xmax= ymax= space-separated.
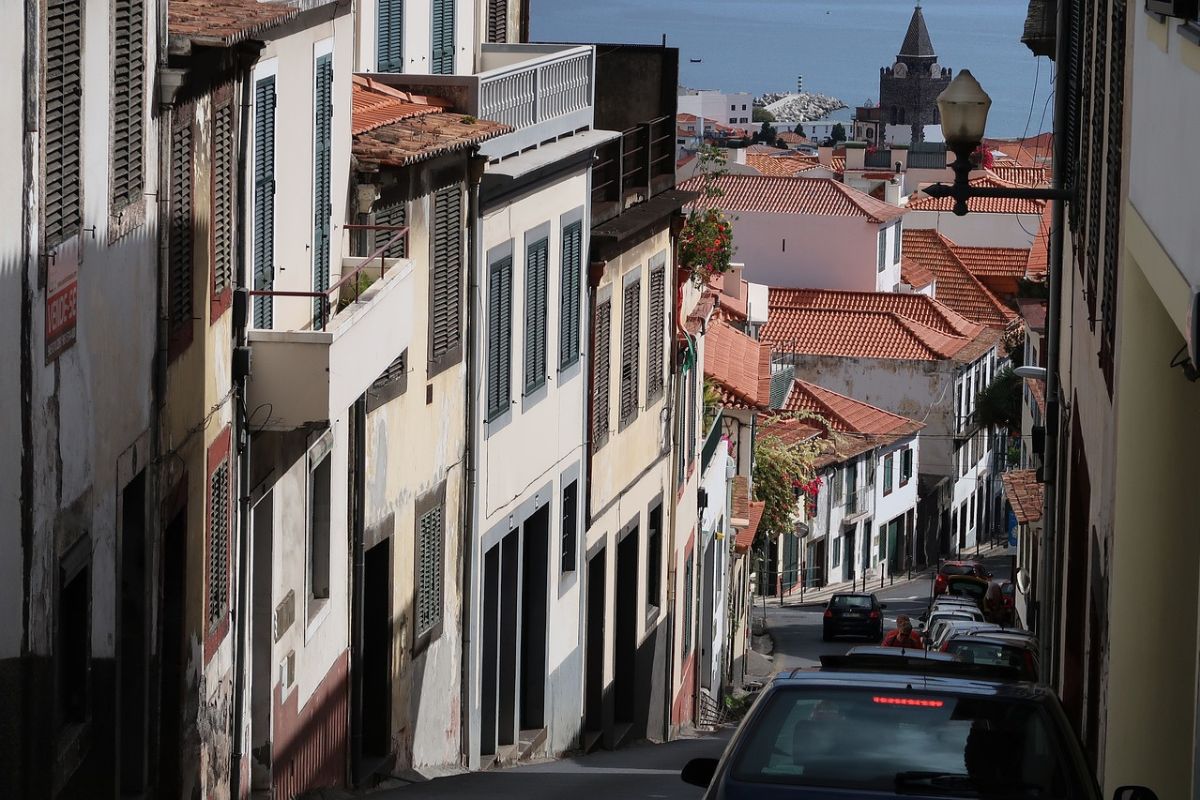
xmin=704 ymin=320 xmax=772 ymax=409
xmin=745 ymin=153 xmax=820 ymax=177
xmin=951 ymin=244 xmax=1032 ymax=280
xmin=709 ymin=276 xmax=749 ymax=321
xmin=830 ymin=155 xmax=846 ymax=174
xmin=783 ymin=379 xmax=922 ymax=437
xmin=732 ymin=475 xmax=750 ymax=520
xmin=983 ymin=133 xmax=1054 ymax=167
xmin=757 ymin=415 xmax=824 ymax=447
xmin=1017 ymin=298 xmax=1047 ymax=333
xmin=678 ymin=174 xmax=905 ymax=223
xmin=763 ymin=288 xmax=998 ymax=363
xmin=352 ymin=76 xmax=446 ymax=135
xmin=990 ymin=164 xmax=1050 ymax=187
xmin=902 ymin=229 xmax=1017 ymax=328
xmin=1025 ymin=204 xmax=1053 ymax=279
xmin=735 ymin=501 xmax=766 ymax=554
xmin=908 ymin=174 xmax=1045 ymax=215
xmin=1002 ymin=469 xmax=1044 ymax=524
xmin=1025 ymin=376 xmax=1046 ymax=417
xmin=778 ymin=131 xmax=807 ymax=144
xmin=684 ymin=292 xmax=717 ymax=336
xmin=169 ymin=0 xmax=317 ymax=44
xmin=901 ymin=256 xmax=936 ymax=290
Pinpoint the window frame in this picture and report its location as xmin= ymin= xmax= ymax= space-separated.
xmin=167 ymin=104 xmax=195 ymax=360
xmin=900 ymin=446 xmax=913 ymax=486
xmin=429 ymin=184 xmax=465 ymax=375
xmin=524 ymin=229 xmax=550 ymax=395
xmin=559 ymin=216 xmax=584 ymax=369
xmin=882 ymin=453 xmax=894 ymax=496
xmin=305 ymin=431 xmax=334 ymax=633
xmin=486 ymin=242 xmax=514 ymax=422
xmin=210 ymin=90 xmax=235 ymax=323
xmin=646 ymin=254 xmax=667 ymax=403
xmin=561 ymin=479 xmax=578 ymax=574
xmin=592 ymin=285 xmax=614 ymax=447
xmin=877 ymin=228 xmax=887 ymax=273
xmin=413 ymin=481 xmax=447 ymax=654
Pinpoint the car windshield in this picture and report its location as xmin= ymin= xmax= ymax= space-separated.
xmin=831 ymin=596 xmax=873 ymax=609
xmin=941 ymin=564 xmax=977 ymax=576
xmin=730 ymin=687 xmax=1084 ymax=797
xmin=947 ymin=580 xmax=987 ymax=600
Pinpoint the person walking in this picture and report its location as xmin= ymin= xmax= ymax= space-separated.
xmin=882 ymin=615 xmax=924 ymax=649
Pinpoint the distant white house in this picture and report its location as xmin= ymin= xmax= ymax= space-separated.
xmin=678 ymin=89 xmax=756 ymax=132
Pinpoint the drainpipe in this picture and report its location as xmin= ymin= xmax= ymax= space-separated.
xmin=460 ymin=153 xmax=487 ymax=768
xmin=1038 ymin=0 xmax=1071 ymax=686
xmin=349 ymin=395 xmax=366 ymax=784
xmin=230 ymin=48 xmax=258 ymax=800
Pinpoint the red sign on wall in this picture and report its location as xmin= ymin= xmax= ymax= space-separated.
xmin=46 ymin=252 xmax=78 ymax=361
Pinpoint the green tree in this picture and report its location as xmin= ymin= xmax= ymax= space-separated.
xmin=830 ymin=123 xmax=847 ymax=142
xmin=752 ymin=417 xmax=825 ymax=540
xmin=752 ymin=107 xmax=776 ymax=123
xmin=974 ymin=366 xmax=1022 ymax=431
xmin=754 ymin=121 xmax=778 ymax=145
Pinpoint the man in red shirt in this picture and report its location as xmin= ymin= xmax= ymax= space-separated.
xmin=882 ymin=615 xmax=924 ymax=649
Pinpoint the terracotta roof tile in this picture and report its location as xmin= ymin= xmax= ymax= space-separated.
xmin=830 ymin=155 xmax=846 ymax=174
xmin=735 ymin=501 xmax=766 ymax=553
xmin=746 ymin=144 xmax=791 ymax=155
xmin=990 ymin=164 xmax=1050 ymax=186
xmin=353 ymin=111 xmax=510 ymax=172
xmin=778 ymin=131 xmax=806 ymax=144
xmin=352 ymin=76 xmax=447 ymax=135
xmin=1025 ymin=376 xmax=1046 ymax=416
xmin=763 ymin=288 xmax=999 ymax=363
xmin=745 ymin=153 xmax=820 ymax=177
xmin=1017 ymin=298 xmax=1047 ymax=332
xmin=678 ymin=174 xmax=905 ymax=223
xmin=756 ymin=416 xmax=824 ymax=447
xmin=169 ymin=0 xmax=319 ymax=45
xmin=952 ymin=244 xmax=1032 ymax=280
xmin=704 ymin=320 xmax=772 ymax=409
xmin=782 ymin=379 xmax=922 ymax=437
xmin=1025 ymin=204 xmax=1053 ymax=279
xmin=983 ymin=133 xmax=1054 ymax=167
xmin=901 ymin=255 xmax=936 ymax=289
xmin=685 ymin=292 xmax=717 ymax=336
xmin=1002 ymin=469 xmax=1044 ymax=524
xmin=908 ymin=173 xmax=1046 ymax=215
xmin=732 ymin=475 xmax=750 ymax=520
xmin=902 ymin=229 xmax=1018 ymax=328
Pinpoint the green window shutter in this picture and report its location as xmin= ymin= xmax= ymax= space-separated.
xmin=376 ymin=0 xmax=404 ymax=72
xmin=373 ymin=202 xmax=407 ymax=259
xmin=561 ymin=479 xmax=577 ymax=573
xmin=877 ymin=230 xmax=886 ymax=273
xmin=619 ymin=279 xmax=640 ymax=425
xmin=416 ymin=504 xmax=444 ymax=637
xmin=592 ymin=299 xmax=611 ymax=441
xmin=559 ymin=221 xmax=582 ymax=368
xmin=486 ymin=0 xmax=507 ymax=43
xmin=45 ymin=0 xmax=83 ymax=248
xmin=312 ymin=54 xmax=333 ymax=328
xmin=892 ymin=223 xmax=901 ymax=264
xmin=208 ymin=459 xmax=230 ymax=627
xmin=487 ymin=256 xmax=512 ymax=420
xmin=646 ymin=265 xmax=665 ymax=400
xmin=213 ymin=103 xmax=234 ymax=297
xmin=683 ymin=555 xmax=694 ymax=654
xmin=168 ymin=118 xmax=193 ymax=336
xmin=431 ymin=0 xmax=455 ymax=75
xmin=430 ymin=186 xmax=463 ymax=365
xmin=524 ymin=237 xmax=548 ymax=393
xmin=111 ymin=0 xmax=144 ymax=209
xmin=253 ymin=76 xmax=277 ymax=329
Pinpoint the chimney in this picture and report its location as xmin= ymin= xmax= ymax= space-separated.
xmin=730 ymin=147 xmax=746 ymax=165
xmin=884 ymin=178 xmax=902 ymax=206
xmin=818 ymin=145 xmax=832 ymax=166
xmin=723 ymin=263 xmax=746 ymax=300
xmin=893 ymin=146 xmax=908 ymax=173
xmin=845 ymin=144 xmax=866 ymax=171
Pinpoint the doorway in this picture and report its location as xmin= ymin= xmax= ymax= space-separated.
xmin=250 ymin=491 xmax=274 ymax=790
xmin=362 ymin=539 xmax=391 ymax=758
xmin=498 ymin=532 xmax=519 ymax=748
xmin=119 ymin=472 xmax=148 ymax=795
xmin=480 ymin=544 xmax=500 ymax=757
xmin=157 ymin=506 xmax=187 ymax=797
xmin=519 ymin=507 xmax=548 ymax=733
xmin=699 ymin=538 xmax=716 ymax=690
xmin=843 ymin=526 xmax=856 ymax=583
xmin=613 ymin=527 xmax=638 ymax=725
xmin=583 ymin=547 xmax=606 ymax=735
xmin=1062 ymin=413 xmax=1090 ymax=731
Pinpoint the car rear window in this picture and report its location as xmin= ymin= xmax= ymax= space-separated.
xmin=947 ymin=641 xmax=1027 ymax=670
xmin=940 ymin=564 xmax=977 ymax=576
xmin=947 ymin=580 xmax=987 ymax=600
xmin=830 ymin=596 xmax=872 ymax=609
xmin=730 ymin=687 xmax=1084 ymax=796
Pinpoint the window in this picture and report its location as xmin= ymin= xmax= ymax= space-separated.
xmin=486 ymin=0 xmax=507 ymax=42
xmin=731 ymin=104 xmax=737 ymax=111
xmin=486 ymin=254 xmax=513 ymax=420
xmin=168 ymin=112 xmax=193 ymax=349
xmin=367 ymin=350 xmax=409 ymax=411
xmin=377 ymin=0 xmax=404 ymax=71
xmin=208 ymin=458 xmax=231 ymax=629
xmin=687 ymin=368 xmax=697 ymax=463
xmin=970 ymin=492 xmax=977 ymax=531
xmin=877 ymin=229 xmax=887 ymax=273
xmin=212 ymin=101 xmax=234 ymax=309
xmin=844 ymin=462 xmax=857 ymax=509
xmin=373 ymin=201 xmax=407 ymax=258
xmin=900 ymin=447 xmax=913 ymax=485
xmin=430 ymin=186 xmax=463 ymax=371
xmin=415 ymin=488 xmax=445 ymax=648
xmin=647 ymin=502 xmax=663 ymax=611
xmin=431 ymin=0 xmax=455 ymax=75
xmin=959 ymin=501 xmax=968 ymax=547
xmin=524 ymin=235 xmax=549 ymax=393
xmin=559 ymin=220 xmax=582 ymax=368
xmin=111 ymin=0 xmax=144 ymax=211
xmin=312 ymin=52 xmax=333 ymax=327
xmin=1099 ymin=0 xmax=1126 ymax=386
xmin=561 ymin=480 xmax=577 ymax=573
xmin=832 ymin=537 xmax=841 ymax=567
xmin=253 ymin=76 xmax=277 ymax=329
xmin=883 ymin=453 xmax=894 ymax=495
xmin=45 ymin=0 xmax=83 ymax=248
xmin=878 ymin=524 xmax=886 ymax=562
xmin=832 ymin=466 xmax=844 ymax=504
xmin=892 ymin=223 xmax=902 ymax=264
xmin=308 ymin=443 xmax=332 ymax=617
xmin=646 ymin=261 xmax=666 ymax=401
xmin=683 ymin=553 xmax=695 ymax=655
xmin=742 ymin=104 xmax=747 ymax=110
xmin=619 ymin=277 xmax=641 ymax=426
xmin=592 ymin=297 xmax=612 ymax=442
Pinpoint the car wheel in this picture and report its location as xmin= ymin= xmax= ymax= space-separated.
xmin=822 ymin=627 xmax=832 ymax=642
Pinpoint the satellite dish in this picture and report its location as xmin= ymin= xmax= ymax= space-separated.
xmin=1015 ymin=568 xmax=1032 ymax=595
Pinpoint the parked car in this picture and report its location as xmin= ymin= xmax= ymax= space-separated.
xmin=681 ymin=652 xmax=1110 ymax=799
xmin=822 ymin=593 xmax=885 ymax=642
xmin=944 ymin=574 xmax=990 ymax=608
xmin=928 ymin=595 xmax=983 ymax=616
xmin=930 ymin=619 xmax=1007 ymax=651
xmin=944 ymin=634 xmax=1040 ymax=681
xmin=933 ymin=560 xmax=991 ymax=595
xmin=960 ymin=627 xmax=1039 ymax=649
xmin=918 ymin=608 xmax=983 ymax=639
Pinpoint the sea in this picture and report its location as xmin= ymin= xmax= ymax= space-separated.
xmin=530 ymin=0 xmax=1052 ymax=139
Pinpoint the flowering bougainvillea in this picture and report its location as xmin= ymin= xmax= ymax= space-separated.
xmin=681 ymin=145 xmax=737 ymax=287
xmin=971 ymin=143 xmax=995 ymax=171
xmin=793 ymin=475 xmax=824 ymax=519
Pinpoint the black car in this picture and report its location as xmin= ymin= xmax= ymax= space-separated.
xmin=681 ymin=653 xmax=1156 ymax=799
xmin=822 ymin=593 xmax=884 ymax=642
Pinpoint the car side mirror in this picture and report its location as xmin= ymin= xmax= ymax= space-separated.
xmin=1113 ymin=788 xmax=1158 ymax=800
xmin=681 ymin=757 xmax=719 ymax=788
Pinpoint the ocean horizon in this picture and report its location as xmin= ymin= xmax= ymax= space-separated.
xmin=531 ymin=0 xmax=1052 ymax=139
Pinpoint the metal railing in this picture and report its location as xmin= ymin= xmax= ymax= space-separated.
xmin=908 ymin=143 xmax=948 ymax=169
xmin=478 ymin=47 xmax=593 ymax=131
xmin=700 ymin=410 xmax=725 ymax=473
xmin=591 ymin=115 xmax=674 ymax=208
xmin=864 ymin=149 xmax=893 ymax=169
xmin=248 ymin=225 xmax=408 ymax=332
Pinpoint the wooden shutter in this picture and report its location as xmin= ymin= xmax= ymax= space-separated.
xmin=592 ymin=299 xmax=612 ymax=441
xmin=208 ymin=459 xmax=230 ymax=628
xmin=416 ymin=504 xmax=444 ymax=636
xmin=1074 ymin=0 xmax=1095 ymax=267
xmin=312 ymin=54 xmax=334 ymax=326
xmin=111 ymin=0 xmax=144 ymax=208
xmin=487 ymin=256 xmax=512 ymax=420
xmin=212 ymin=103 xmax=234 ymax=298
xmin=1066 ymin=0 xmax=1084 ymax=234
xmin=377 ymin=0 xmax=404 ymax=72
xmin=559 ymin=221 xmax=582 ymax=368
xmin=253 ymin=77 xmax=277 ymax=329
xmin=487 ymin=0 xmax=507 ymax=43
xmin=45 ymin=0 xmax=83 ymax=247
xmin=431 ymin=186 xmax=463 ymax=365
xmin=877 ymin=230 xmax=886 ymax=272
xmin=524 ymin=237 xmax=549 ymax=393
xmin=647 ymin=265 xmax=665 ymax=401
xmin=168 ymin=117 xmax=193 ymax=337
xmin=619 ymin=279 xmax=640 ymax=425
xmin=1100 ymin=0 xmax=1125 ymax=381
xmin=373 ymin=202 xmax=407 ymax=258
xmin=1084 ymin=0 xmax=1106 ymax=326
xmin=687 ymin=369 xmax=696 ymax=462
xmin=431 ymin=0 xmax=455 ymax=75
xmin=892 ymin=225 xmax=901 ymax=264
xmin=561 ymin=480 xmax=577 ymax=573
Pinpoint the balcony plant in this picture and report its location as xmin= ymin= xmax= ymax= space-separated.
xmin=752 ymin=411 xmax=828 ymax=541
xmin=681 ymin=145 xmax=735 ymax=288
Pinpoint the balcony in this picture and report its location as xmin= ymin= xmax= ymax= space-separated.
xmin=369 ymin=43 xmax=594 ymax=159
xmin=590 ymin=115 xmax=675 ymax=224
xmin=247 ymin=227 xmax=415 ymax=431
xmin=864 ymin=149 xmax=893 ymax=169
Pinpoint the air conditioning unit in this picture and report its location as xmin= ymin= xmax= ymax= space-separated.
xmin=1146 ymin=0 xmax=1197 ymax=18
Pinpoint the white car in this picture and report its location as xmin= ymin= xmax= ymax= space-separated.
xmin=922 ymin=611 xmax=983 ymax=644
xmin=930 ymin=619 xmax=1006 ymax=651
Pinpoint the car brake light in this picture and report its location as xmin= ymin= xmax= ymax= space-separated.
xmin=940 ymin=641 xmax=950 ymax=652
xmin=869 ymin=610 xmax=881 ymax=620
xmin=824 ymin=609 xmax=833 ymax=619
xmin=1023 ymin=651 xmax=1037 ymax=678
xmin=872 ymin=696 xmax=944 ymax=708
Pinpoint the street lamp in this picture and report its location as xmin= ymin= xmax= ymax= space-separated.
xmin=1013 ymin=365 xmax=1048 ymax=381
xmin=921 ymin=70 xmax=1072 ymax=216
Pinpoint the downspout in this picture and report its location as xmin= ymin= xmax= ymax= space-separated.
xmin=460 ymin=153 xmax=487 ymax=767
xmin=230 ymin=48 xmax=257 ymax=800
xmin=349 ymin=395 xmax=366 ymax=784
xmin=1038 ymin=0 xmax=1071 ymax=685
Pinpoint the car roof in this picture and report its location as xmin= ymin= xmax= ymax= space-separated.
xmin=846 ymin=646 xmax=958 ymax=661
xmin=950 ymin=634 xmax=1038 ymax=650
xmin=941 ymin=560 xmax=982 ymax=567
xmin=771 ymin=665 xmax=1049 ymax=698
xmin=830 ymin=592 xmax=875 ymax=599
